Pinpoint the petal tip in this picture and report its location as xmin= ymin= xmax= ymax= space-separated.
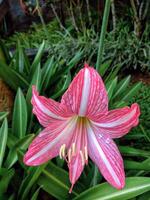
xmin=132 ymin=103 xmax=140 ymax=116
xmin=32 ymin=85 xmax=37 ymax=92
xmin=116 ymin=181 xmax=125 ymax=190
xmin=84 ymin=62 xmax=90 ymax=68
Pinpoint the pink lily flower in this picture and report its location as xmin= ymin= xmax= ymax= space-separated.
xmin=24 ymin=63 xmax=140 ymax=192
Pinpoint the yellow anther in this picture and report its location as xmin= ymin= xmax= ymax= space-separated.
xmin=62 ymin=144 xmax=66 ymax=158
xmin=68 ymin=148 xmax=72 ymax=163
xmin=59 ymin=144 xmax=66 ymax=159
xmin=80 ymin=150 xmax=85 ymax=166
xmin=71 ymin=143 xmax=76 ymax=155
xmin=84 ymin=146 xmax=88 ymax=161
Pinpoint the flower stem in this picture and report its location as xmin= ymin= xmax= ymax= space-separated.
xmin=96 ymin=0 xmax=111 ymax=71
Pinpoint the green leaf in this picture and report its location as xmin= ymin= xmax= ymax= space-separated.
xmin=0 ymin=168 xmax=15 ymax=194
xmin=41 ymin=56 xmax=54 ymax=90
xmin=38 ymin=161 xmax=81 ymax=200
xmin=124 ymin=160 xmax=150 ymax=170
xmin=113 ymin=75 xmax=131 ymax=99
xmin=106 ymin=77 xmax=118 ymax=100
xmin=90 ymin=165 xmax=102 ymax=187
xmin=4 ymin=134 xmax=35 ymax=168
xmin=51 ymin=71 xmax=71 ymax=99
xmin=105 ymin=63 xmax=122 ymax=83
xmin=30 ymin=187 xmax=41 ymax=200
xmin=26 ymin=64 xmax=41 ymax=118
xmin=18 ymin=163 xmax=47 ymax=200
xmin=119 ymin=146 xmax=150 ymax=158
xmin=12 ymin=88 xmax=28 ymax=138
xmin=15 ymin=40 xmax=25 ymax=73
xmin=73 ymin=177 xmax=150 ymax=200
xmin=121 ymin=82 xmax=142 ymax=102
xmin=30 ymin=41 xmax=45 ymax=77
xmin=0 ymin=118 xmax=8 ymax=168
xmin=0 ymin=60 xmax=29 ymax=90
xmin=0 ymin=112 xmax=8 ymax=121
xmin=51 ymin=50 xmax=83 ymax=85
xmin=67 ymin=50 xmax=83 ymax=69
xmin=15 ymin=40 xmax=30 ymax=74
xmin=98 ymin=60 xmax=112 ymax=76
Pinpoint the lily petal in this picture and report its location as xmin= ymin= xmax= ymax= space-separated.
xmin=32 ymin=86 xmax=67 ymax=127
xmin=87 ymin=123 xmax=125 ymax=189
xmin=91 ymin=103 xmax=140 ymax=138
xmin=68 ymin=117 xmax=88 ymax=192
xmin=61 ymin=64 xmax=108 ymax=118
xmin=68 ymin=153 xmax=84 ymax=193
xmin=24 ymin=117 xmax=78 ymax=166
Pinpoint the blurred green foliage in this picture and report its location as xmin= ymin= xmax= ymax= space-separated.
xmin=3 ymin=20 xmax=150 ymax=72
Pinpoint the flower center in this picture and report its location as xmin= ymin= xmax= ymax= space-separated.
xmin=59 ymin=116 xmax=89 ymax=165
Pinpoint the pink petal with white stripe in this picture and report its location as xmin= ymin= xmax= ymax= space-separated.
xmin=32 ymin=86 xmax=67 ymax=127
xmin=61 ymin=63 xmax=108 ymax=118
xmin=92 ymin=103 xmax=140 ymax=138
xmin=68 ymin=153 xmax=84 ymax=193
xmin=67 ymin=117 xmax=88 ymax=192
xmin=87 ymin=123 xmax=125 ymax=189
xmin=24 ymin=117 xmax=78 ymax=166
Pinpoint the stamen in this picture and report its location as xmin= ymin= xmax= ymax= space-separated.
xmin=59 ymin=144 xmax=66 ymax=159
xmin=84 ymin=146 xmax=88 ymax=161
xmin=62 ymin=144 xmax=66 ymax=158
xmin=68 ymin=148 xmax=72 ymax=163
xmin=71 ymin=143 xmax=76 ymax=155
xmin=80 ymin=150 xmax=85 ymax=166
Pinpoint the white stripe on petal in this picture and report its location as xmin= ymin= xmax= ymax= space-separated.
xmin=87 ymin=123 xmax=121 ymax=186
xmin=79 ymin=68 xmax=91 ymax=116
xmin=26 ymin=117 xmax=78 ymax=164
xmin=34 ymin=93 xmax=64 ymax=120
xmin=92 ymin=107 xmax=136 ymax=128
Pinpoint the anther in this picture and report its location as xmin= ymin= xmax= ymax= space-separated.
xmin=80 ymin=150 xmax=85 ymax=166
xmin=68 ymin=148 xmax=72 ymax=163
xmin=59 ymin=144 xmax=66 ymax=159
xmin=84 ymin=146 xmax=88 ymax=161
xmin=71 ymin=143 xmax=76 ymax=155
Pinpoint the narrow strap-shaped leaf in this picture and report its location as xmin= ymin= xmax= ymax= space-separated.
xmin=18 ymin=163 xmax=47 ymax=200
xmin=15 ymin=40 xmax=30 ymax=74
xmin=26 ymin=64 xmax=41 ymax=125
xmin=124 ymin=160 xmax=150 ymax=170
xmin=4 ymin=134 xmax=35 ymax=169
xmin=0 ymin=112 xmax=8 ymax=121
xmin=41 ymin=56 xmax=54 ymax=90
xmin=30 ymin=40 xmax=45 ymax=77
xmin=51 ymin=50 xmax=83 ymax=85
xmin=12 ymin=88 xmax=28 ymax=138
xmin=0 ymin=168 xmax=15 ymax=194
xmin=30 ymin=187 xmax=41 ymax=200
xmin=121 ymin=82 xmax=142 ymax=102
xmin=38 ymin=161 xmax=81 ymax=200
xmin=51 ymin=71 xmax=71 ymax=99
xmin=0 ymin=60 xmax=29 ymax=90
xmin=73 ymin=177 xmax=150 ymax=200
xmin=113 ymin=75 xmax=131 ymax=99
xmin=106 ymin=77 xmax=118 ymax=101
xmin=0 ymin=118 xmax=8 ymax=168
xmin=119 ymin=146 xmax=150 ymax=158
xmin=98 ymin=60 xmax=112 ymax=77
